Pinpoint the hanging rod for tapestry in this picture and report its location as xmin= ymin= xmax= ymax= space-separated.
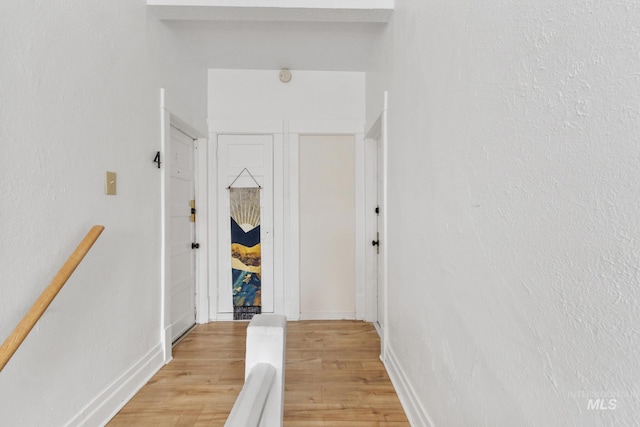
xmin=227 ymin=168 xmax=262 ymax=189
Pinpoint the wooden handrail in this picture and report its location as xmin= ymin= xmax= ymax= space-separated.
xmin=0 ymin=225 xmax=105 ymax=372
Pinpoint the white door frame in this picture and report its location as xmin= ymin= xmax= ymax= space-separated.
xmin=206 ymin=119 xmax=367 ymax=322
xmin=365 ymin=92 xmax=389 ymax=360
xmin=207 ymin=120 xmax=284 ymax=321
xmin=288 ymin=119 xmax=366 ymax=321
xmin=160 ymin=89 xmax=207 ymax=362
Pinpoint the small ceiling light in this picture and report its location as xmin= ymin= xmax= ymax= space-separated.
xmin=279 ymin=68 xmax=292 ymax=83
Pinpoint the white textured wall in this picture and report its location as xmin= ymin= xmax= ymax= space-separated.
xmin=367 ymin=0 xmax=640 ymax=425
xmin=0 ymin=1 xmax=206 ymax=425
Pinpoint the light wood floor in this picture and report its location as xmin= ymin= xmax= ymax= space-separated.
xmin=108 ymin=320 xmax=409 ymax=426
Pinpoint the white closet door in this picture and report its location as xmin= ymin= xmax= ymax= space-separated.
xmin=217 ymin=134 xmax=274 ymax=315
xmin=299 ymin=135 xmax=356 ymax=319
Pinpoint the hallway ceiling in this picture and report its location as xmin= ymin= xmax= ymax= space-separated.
xmin=148 ymin=0 xmax=392 ymax=71
xmin=165 ymin=20 xmax=385 ymax=71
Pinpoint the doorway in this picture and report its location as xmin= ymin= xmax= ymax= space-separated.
xmin=299 ymin=135 xmax=356 ymax=320
xmin=366 ymin=94 xmax=388 ymax=359
xmin=206 ymin=121 xmax=367 ymax=322
xmin=216 ymin=134 xmax=274 ymax=318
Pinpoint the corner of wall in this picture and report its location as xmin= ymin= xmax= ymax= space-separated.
xmin=65 ymin=344 xmax=164 ymax=426
xmin=384 ymin=344 xmax=435 ymax=427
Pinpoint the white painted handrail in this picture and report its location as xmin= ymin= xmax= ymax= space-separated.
xmin=225 ymin=363 xmax=276 ymax=426
xmin=225 ymin=314 xmax=287 ymax=427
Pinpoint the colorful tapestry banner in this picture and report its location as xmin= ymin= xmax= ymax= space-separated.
xmin=230 ymin=187 xmax=261 ymax=320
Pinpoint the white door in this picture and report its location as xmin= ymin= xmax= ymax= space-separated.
xmin=375 ymin=134 xmax=385 ymax=334
xmin=217 ymin=134 xmax=274 ymax=317
xmin=299 ymin=135 xmax=356 ymax=320
xmin=169 ymin=126 xmax=196 ymax=342
xmin=368 ymin=103 xmax=388 ymax=359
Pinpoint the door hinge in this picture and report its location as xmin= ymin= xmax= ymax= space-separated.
xmin=375 ymin=206 xmax=380 ymax=215
xmin=153 ymin=151 xmax=161 ymax=169
xmin=190 ymin=199 xmax=196 ymax=222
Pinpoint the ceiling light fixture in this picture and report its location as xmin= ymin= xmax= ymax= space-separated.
xmin=279 ymin=68 xmax=292 ymax=83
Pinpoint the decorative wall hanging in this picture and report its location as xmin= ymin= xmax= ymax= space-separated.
xmin=228 ymin=169 xmax=262 ymax=320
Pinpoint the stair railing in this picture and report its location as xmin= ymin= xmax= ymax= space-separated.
xmin=0 ymin=225 xmax=105 ymax=372
xmin=225 ymin=314 xmax=287 ymax=427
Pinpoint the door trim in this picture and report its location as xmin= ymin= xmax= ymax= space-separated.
xmin=365 ymin=91 xmax=389 ymax=361
xmin=160 ymin=89 xmax=207 ymax=362
xmin=207 ymin=119 xmax=366 ymax=322
xmin=207 ymin=120 xmax=284 ymax=321
xmin=288 ymin=119 xmax=366 ymax=321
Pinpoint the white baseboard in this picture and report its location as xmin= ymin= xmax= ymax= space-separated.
xmin=214 ymin=312 xmax=297 ymax=321
xmin=164 ymin=325 xmax=173 ymax=363
xmin=383 ymin=345 xmax=434 ymax=427
xmin=215 ymin=312 xmax=355 ymax=322
xmin=299 ymin=312 xmax=356 ymax=320
xmin=65 ymin=344 xmax=164 ymax=427
xmin=214 ymin=313 xmax=235 ymax=321
xmin=373 ymin=321 xmax=383 ymax=338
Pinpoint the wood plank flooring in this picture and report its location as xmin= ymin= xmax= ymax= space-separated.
xmin=108 ymin=320 xmax=409 ymax=426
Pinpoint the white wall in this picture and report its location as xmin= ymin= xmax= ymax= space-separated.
xmin=209 ymin=69 xmax=365 ymax=121
xmin=299 ymin=135 xmax=356 ymax=319
xmin=0 ymin=2 xmax=206 ymax=425
xmin=367 ymin=1 xmax=640 ymax=426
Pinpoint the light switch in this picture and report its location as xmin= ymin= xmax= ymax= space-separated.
xmin=105 ymin=171 xmax=117 ymax=195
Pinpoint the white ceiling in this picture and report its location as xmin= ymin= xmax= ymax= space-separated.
xmin=165 ymin=20 xmax=386 ymax=71
xmin=147 ymin=0 xmax=394 ymax=22
xmin=149 ymin=0 xmax=392 ymax=71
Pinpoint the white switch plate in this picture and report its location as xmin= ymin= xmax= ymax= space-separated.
xmin=105 ymin=171 xmax=116 ymax=195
